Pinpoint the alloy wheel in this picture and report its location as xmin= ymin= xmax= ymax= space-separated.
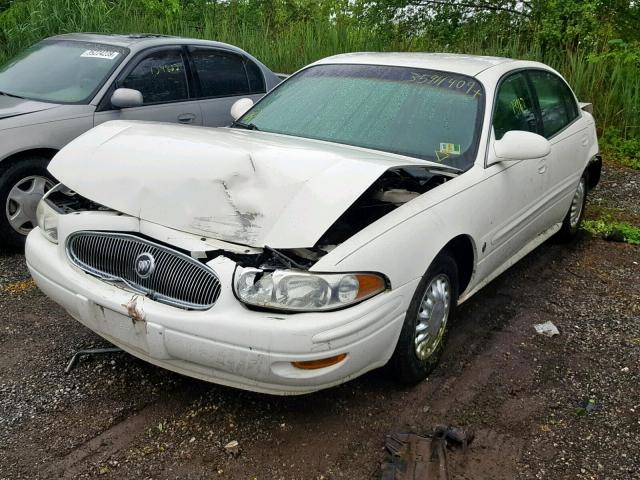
xmin=5 ymin=175 xmax=55 ymax=235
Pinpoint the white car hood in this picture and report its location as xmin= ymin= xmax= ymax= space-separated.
xmin=50 ymin=121 xmax=437 ymax=248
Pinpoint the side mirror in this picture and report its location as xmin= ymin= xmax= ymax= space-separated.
xmin=491 ymin=130 xmax=551 ymax=164
xmin=230 ymin=98 xmax=254 ymax=121
xmin=111 ymin=88 xmax=143 ymax=109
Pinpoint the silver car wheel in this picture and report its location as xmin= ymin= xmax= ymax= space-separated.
xmin=5 ymin=175 xmax=55 ymax=235
xmin=414 ymin=274 xmax=451 ymax=361
xmin=569 ymin=177 xmax=586 ymax=229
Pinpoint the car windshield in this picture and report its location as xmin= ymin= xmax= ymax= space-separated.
xmin=0 ymin=40 xmax=128 ymax=104
xmin=241 ymin=64 xmax=485 ymax=170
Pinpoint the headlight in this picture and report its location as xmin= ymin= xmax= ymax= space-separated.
xmin=36 ymin=198 xmax=59 ymax=243
xmin=234 ymin=267 xmax=387 ymax=312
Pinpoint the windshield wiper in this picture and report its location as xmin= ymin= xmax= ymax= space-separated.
xmin=429 ymin=164 xmax=463 ymax=175
xmin=231 ymin=120 xmax=260 ymax=131
xmin=0 ymin=91 xmax=24 ymax=99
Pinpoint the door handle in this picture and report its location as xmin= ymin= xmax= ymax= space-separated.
xmin=178 ymin=113 xmax=196 ymax=124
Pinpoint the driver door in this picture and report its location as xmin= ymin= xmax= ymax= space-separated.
xmin=474 ymin=71 xmax=550 ymax=280
xmin=94 ymin=47 xmax=203 ymax=127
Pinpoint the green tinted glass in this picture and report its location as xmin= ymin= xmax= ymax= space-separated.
xmin=243 ymin=64 xmax=484 ymax=170
xmin=493 ymin=72 xmax=538 ymax=140
xmin=528 ymin=70 xmax=578 ymax=138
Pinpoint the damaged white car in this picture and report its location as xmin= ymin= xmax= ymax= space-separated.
xmin=26 ymin=53 xmax=601 ymax=394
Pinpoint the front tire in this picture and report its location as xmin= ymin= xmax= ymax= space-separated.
xmin=388 ymin=251 xmax=459 ymax=385
xmin=555 ymin=171 xmax=588 ymax=243
xmin=0 ymin=157 xmax=56 ymax=250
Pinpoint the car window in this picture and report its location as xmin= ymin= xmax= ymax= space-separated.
xmin=245 ymin=59 xmax=266 ymax=93
xmin=120 ymin=49 xmax=188 ymax=105
xmin=190 ymin=48 xmax=251 ymax=97
xmin=0 ymin=40 xmax=127 ymax=104
xmin=528 ymin=70 xmax=579 ymax=138
xmin=493 ymin=72 xmax=538 ymax=140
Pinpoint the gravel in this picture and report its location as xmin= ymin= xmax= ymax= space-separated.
xmin=0 ymin=161 xmax=638 ymax=480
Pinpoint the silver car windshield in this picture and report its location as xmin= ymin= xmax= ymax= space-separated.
xmin=0 ymin=40 xmax=128 ymax=104
xmin=242 ymin=64 xmax=485 ymax=170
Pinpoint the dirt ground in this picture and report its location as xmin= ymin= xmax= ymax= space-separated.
xmin=1 ymin=162 xmax=638 ymax=480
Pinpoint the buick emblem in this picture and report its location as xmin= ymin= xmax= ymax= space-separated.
xmin=134 ymin=252 xmax=155 ymax=279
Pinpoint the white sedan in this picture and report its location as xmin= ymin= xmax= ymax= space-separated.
xmin=26 ymin=53 xmax=601 ymax=395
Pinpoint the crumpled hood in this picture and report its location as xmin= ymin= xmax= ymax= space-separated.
xmin=0 ymin=94 xmax=60 ymax=121
xmin=49 ymin=121 xmax=435 ymax=248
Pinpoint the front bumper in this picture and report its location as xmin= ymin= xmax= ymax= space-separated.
xmin=26 ymin=229 xmax=416 ymax=395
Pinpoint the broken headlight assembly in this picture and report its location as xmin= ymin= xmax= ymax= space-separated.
xmin=234 ymin=267 xmax=387 ymax=312
xmin=36 ymin=196 xmax=60 ymax=244
xmin=36 ymin=184 xmax=112 ymax=244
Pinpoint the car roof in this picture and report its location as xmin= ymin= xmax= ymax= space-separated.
xmin=46 ymin=33 xmax=246 ymax=54
xmin=313 ymin=52 xmax=532 ymax=76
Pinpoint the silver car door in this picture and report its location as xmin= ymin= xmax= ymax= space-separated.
xmin=94 ymin=47 xmax=202 ymax=127
xmin=187 ymin=46 xmax=266 ymax=127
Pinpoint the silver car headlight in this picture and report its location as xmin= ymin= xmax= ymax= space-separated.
xmin=234 ymin=267 xmax=387 ymax=312
xmin=36 ymin=198 xmax=59 ymax=244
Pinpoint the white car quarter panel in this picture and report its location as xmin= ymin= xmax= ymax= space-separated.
xmin=313 ymin=151 xmax=549 ymax=296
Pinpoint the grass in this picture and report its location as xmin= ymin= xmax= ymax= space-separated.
xmin=583 ymin=217 xmax=640 ymax=245
xmin=600 ymin=128 xmax=640 ymax=171
xmin=0 ymin=0 xmax=639 ymax=135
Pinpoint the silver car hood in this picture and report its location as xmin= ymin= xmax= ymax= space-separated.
xmin=0 ymin=95 xmax=60 ymax=120
xmin=49 ymin=121 xmax=437 ymax=248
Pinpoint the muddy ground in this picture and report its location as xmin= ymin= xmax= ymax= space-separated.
xmin=1 ymin=162 xmax=638 ymax=480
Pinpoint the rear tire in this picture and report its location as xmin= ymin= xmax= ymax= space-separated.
xmin=0 ymin=156 xmax=56 ymax=250
xmin=387 ymin=251 xmax=459 ymax=385
xmin=555 ymin=171 xmax=588 ymax=243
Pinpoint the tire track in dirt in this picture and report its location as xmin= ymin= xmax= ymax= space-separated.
xmin=43 ymin=387 xmax=207 ymax=479
xmin=374 ymin=246 xmax=564 ymax=479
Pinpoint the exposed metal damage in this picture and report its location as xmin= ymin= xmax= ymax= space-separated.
xmin=316 ymin=166 xmax=455 ymax=249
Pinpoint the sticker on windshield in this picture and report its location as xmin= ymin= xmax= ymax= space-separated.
xmin=80 ymin=49 xmax=120 ymax=60
xmin=439 ymin=143 xmax=461 ymax=155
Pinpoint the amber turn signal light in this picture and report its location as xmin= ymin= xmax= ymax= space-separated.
xmin=291 ymin=353 xmax=347 ymax=370
xmin=355 ymin=274 xmax=386 ymax=299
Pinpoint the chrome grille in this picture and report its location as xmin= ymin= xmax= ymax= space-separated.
xmin=66 ymin=231 xmax=221 ymax=310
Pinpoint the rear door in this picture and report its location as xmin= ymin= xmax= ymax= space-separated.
xmin=94 ymin=47 xmax=203 ymax=127
xmin=526 ymin=69 xmax=587 ymax=223
xmin=187 ymin=47 xmax=266 ymax=127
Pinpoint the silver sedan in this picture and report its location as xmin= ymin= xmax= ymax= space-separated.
xmin=0 ymin=33 xmax=281 ymax=249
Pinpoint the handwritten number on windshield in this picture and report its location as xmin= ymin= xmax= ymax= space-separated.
xmin=410 ymin=72 xmax=482 ymax=98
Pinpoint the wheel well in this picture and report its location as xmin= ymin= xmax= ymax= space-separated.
xmin=586 ymin=155 xmax=602 ymax=190
xmin=1 ymin=148 xmax=58 ymax=170
xmin=442 ymin=235 xmax=475 ymax=295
